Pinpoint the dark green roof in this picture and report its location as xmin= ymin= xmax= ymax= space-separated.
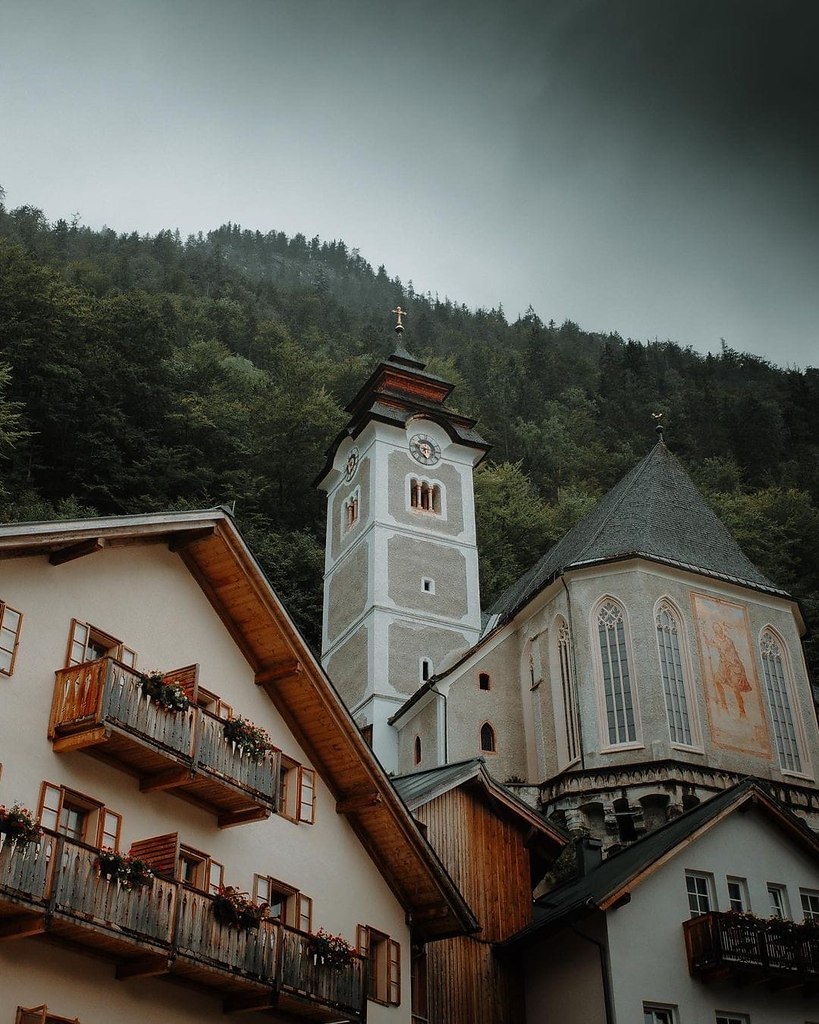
xmin=489 ymin=442 xmax=784 ymax=622
xmin=502 ymin=778 xmax=819 ymax=948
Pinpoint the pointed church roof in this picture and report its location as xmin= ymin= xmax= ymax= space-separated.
xmin=489 ymin=442 xmax=785 ymax=624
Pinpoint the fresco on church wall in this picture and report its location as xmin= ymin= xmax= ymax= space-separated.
xmin=691 ymin=593 xmax=772 ymax=758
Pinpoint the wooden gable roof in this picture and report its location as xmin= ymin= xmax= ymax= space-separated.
xmin=0 ymin=508 xmax=478 ymax=941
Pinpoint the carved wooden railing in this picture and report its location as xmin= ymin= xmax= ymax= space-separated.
xmin=0 ymin=831 xmax=366 ymax=1015
xmin=197 ymin=708 xmax=278 ymax=804
xmin=0 ymin=832 xmax=52 ymax=905
xmin=174 ymin=884 xmax=277 ymax=979
xmin=50 ymin=659 xmax=279 ymax=807
xmin=51 ymin=837 xmax=176 ymax=945
xmin=279 ymin=926 xmax=367 ymax=1016
xmin=684 ymin=911 xmax=819 ymax=981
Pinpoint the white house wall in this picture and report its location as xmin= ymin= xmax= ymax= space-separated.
xmin=0 ymin=542 xmax=410 ymax=1023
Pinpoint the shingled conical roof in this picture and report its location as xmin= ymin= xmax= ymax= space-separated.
xmin=488 ymin=442 xmax=784 ymax=623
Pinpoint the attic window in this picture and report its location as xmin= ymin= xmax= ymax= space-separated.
xmin=478 ymin=672 xmax=490 ymax=691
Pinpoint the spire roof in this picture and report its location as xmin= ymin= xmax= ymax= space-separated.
xmin=488 ymin=442 xmax=784 ymax=623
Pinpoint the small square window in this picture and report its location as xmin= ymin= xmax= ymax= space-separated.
xmin=421 ymin=577 xmax=435 ymax=594
xmin=800 ymin=889 xmax=819 ymax=923
xmin=644 ymin=1005 xmax=676 ymax=1024
xmin=420 ymin=658 xmax=433 ymax=683
xmin=479 ymin=672 xmax=491 ymax=691
xmin=726 ymin=876 xmax=749 ymax=914
xmin=767 ymin=883 xmax=789 ymax=919
xmin=685 ymin=871 xmax=714 ymax=917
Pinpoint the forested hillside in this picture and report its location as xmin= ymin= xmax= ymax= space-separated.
xmin=1 ymin=192 xmax=817 ymax=676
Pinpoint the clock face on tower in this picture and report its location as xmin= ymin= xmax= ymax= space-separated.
xmin=409 ymin=433 xmax=441 ymax=466
xmin=344 ymin=447 xmax=360 ymax=481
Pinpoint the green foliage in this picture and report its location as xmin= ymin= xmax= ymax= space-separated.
xmin=0 ymin=198 xmax=817 ymax=677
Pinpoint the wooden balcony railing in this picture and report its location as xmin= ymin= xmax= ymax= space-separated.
xmin=0 ymin=831 xmax=366 ymax=1019
xmin=684 ymin=911 xmax=819 ymax=988
xmin=49 ymin=659 xmax=279 ymax=827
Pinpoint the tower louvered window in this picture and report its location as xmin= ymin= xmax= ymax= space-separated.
xmin=557 ymin=618 xmax=580 ymax=763
xmin=597 ymin=600 xmax=636 ymax=745
xmin=760 ymin=630 xmax=802 ymax=773
xmin=656 ymin=603 xmax=693 ymax=746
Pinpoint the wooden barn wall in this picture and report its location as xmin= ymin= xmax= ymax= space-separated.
xmin=414 ymin=788 xmax=532 ymax=1024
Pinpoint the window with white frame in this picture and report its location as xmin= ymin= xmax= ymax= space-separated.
xmin=556 ymin=618 xmax=580 ymax=764
xmin=643 ymin=1005 xmax=676 ymax=1024
xmin=421 ymin=577 xmax=435 ymax=594
xmin=800 ymin=889 xmax=819 ymax=923
xmin=656 ymin=602 xmax=694 ymax=746
xmin=596 ymin=599 xmax=637 ymax=745
xmin=726 ymin=876 xmax=749 ymax=913
xmin=767 ymin=883 xmax=789 ymax=919
xmin=759 ymin=629 xmax=803 ymax=773
xmin=686 ymin=871 xmax=714 ymax=917
xmin=715 ymin=1014 xmax=750 ymax=1024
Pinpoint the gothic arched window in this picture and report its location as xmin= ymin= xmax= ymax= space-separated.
xmin=480 ymin=722 xmax=496 ymax=753
xmin=760 ymin=629 xmax=803 ymax=773
xmin=414 ymin=735 xmax=422 ymax=765
xmin=556 ymin=617 xmax=580 ymax=764
xmin=596 ymin=599 xmax=637 ymax=746
xmin=655 ymin=602 xmax=693 ymax=746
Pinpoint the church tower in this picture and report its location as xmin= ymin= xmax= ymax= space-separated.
xmin=316 ymin=314 xmax=488 ymax=770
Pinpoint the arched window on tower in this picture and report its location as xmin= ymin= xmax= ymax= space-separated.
xmin=760 ymin=629 xmax=803 ymax=773
xmin=414 ymin=735 xmax=422 ymax=765
xmin=556 ymin=617 xmax=580 ymax=764
xmin=410 ymin=479 xmax=442 ymax=514
xmin=343 ymin=487 xmax=360 ymax=533
xmin=595 ymin=599 xmax=637 ymax=746
xmin=480 ymin=722 xmax=496 ymax=753
xmin=655 ymin=602 xmax=693 ymax=746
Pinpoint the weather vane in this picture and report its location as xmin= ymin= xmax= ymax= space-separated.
xmin=392 ymin=306 xmax=408 ymax=333
xmin=651 ymin=412 xmax=665 ymax=443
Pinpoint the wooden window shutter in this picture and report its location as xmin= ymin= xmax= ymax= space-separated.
xmin=16 ymin=1008 xmax=49 ymax=1024
xmin=298 ymin=767 xmax=316 ymax=823
xmin=128 ymin=832 xmax=180 ymax=878
xmin=38 ymin=782 xmax=64 ymax=831
xmin=388 ymin=940 xmax=401 ymax=1005
xmin=163 ymin=664 xmax=199 ymax=701
xmin=97 ymin=809 xmax=122 ymax=851
xmin=67 ymin=619 xmax=90 ymax=667
xmin=356 ymin=924 xmax=369 ymax=959
xmin=296 ymin=893 xmax=313 ymax=932
xmin=120 ymin=646 xmax=137 ymax=669
xmin=0 ymin=602 xmax=23 ymax=676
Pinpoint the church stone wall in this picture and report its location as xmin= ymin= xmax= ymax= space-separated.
xmin=387 ymin=451 xmax=465 ymax=537
xmin=387 ymin=536 xmax=469 ymax=619
xmin=327 ymin=541 xmax=369 ymax=642
xmin=445 ymin=637 xmax=528 ymax=784
xmin=388 ymin=622 xmax=469 ymax=696
xmin=566 ymin=566 xmax=818 ymax=785
xmin=330 ymin=455 xmax=371 ymax=561
xmin=398 ymin=699 xmax=440 ymax=774
xmin=325 ymin=624 xmax=369 ymax=709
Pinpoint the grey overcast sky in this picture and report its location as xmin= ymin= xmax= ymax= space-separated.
xmin=2 ymin=0 xmax=818 ymax=367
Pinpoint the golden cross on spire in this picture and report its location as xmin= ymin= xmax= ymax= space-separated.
xmin=392 ymin=306 xmax=408 ymax=333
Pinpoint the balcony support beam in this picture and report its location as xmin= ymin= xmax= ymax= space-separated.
xmin=140 ymin=766 xmax=193 ymax=793
xmin=115 ymin=955 xmax=172 ymax=980
xmin=218 ymin=806 xmax=271 ymax=829
xmin=53 ymin=726 xmax=109 ymax=754
xmin=0 ymin=914 xmax=48 ymax=941
xmin=223 ymin=989 xmax=276 ymax=1013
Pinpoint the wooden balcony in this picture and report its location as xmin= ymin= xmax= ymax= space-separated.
xmin=684 ymin=911 xmax=819 ymax=990
xmin=0 ymin=832 xmax=366 ymax=1019
xmin=49 ymin=659 xmax=279 ymax=827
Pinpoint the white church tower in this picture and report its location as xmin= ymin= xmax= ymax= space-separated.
xmin=316 ymin=311 xmax=488 ymax=770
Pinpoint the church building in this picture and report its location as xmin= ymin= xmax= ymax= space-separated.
xmin=318 ymin=333 xmax=819 ymax=848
